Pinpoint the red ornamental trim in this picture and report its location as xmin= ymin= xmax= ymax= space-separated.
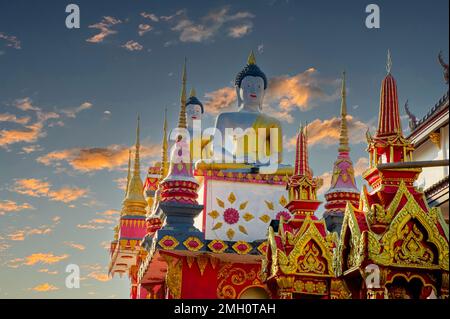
xmin=183 ymin=237 xmax=204 ymax=252
xmin=158 ymin=235 xmax=179 ymax=250
xmin=232 ymin=241 xmax=252 ymax=255
xmin=207 ymin=240 xmax=228 ymax=253
xmin=257 ymin=242 xmax=268 ymax=255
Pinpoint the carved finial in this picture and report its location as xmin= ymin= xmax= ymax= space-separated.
xmin=178 ymin=58 xmax=187 ymax=129
xmin=438 ymin=51 xmax=449 ymax=84
xmin=125 ymin=149 xmax=131 ymax=196
xmin=404 ymin=99 xmax=417 ymax=131
xmin=338 ymin=71 xmax=350 ymax=152
xmin=248 ymin=50 xmax=256 ymax=65
xmin=189 ymin=87 xmax=196 ymax=98
xmin=161 ymin=108 xmax=169 ymax=179
xmin=365 ymin=128 xmax=372 ymax=144
xmin=386 ymin=49 xmax=392 ymax=74
xmin=134 ymin=114 xmax=141 ymax=177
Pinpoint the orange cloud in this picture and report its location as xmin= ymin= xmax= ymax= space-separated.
xmin=38 ymin=268 xmax=59 ymax=275
xmin=31 ymin=283 xmax=59 ymax=292
xmin=8 ymin=253 xmax=69 ymax=268
xmin=7 ymin=216 xmax=60 ymax=241
xmin=0 ymin=200 xmax=35 ymax=215
xmin=122 ymin=40 xmax=144 ymax=51
xmin=0 ymin=113 xmax=31 ymax=125
xmin=61 ymin=102 xmax=93 ymax=118
xmin=86 ymin=16 xmax=122 ymax=43
xmin=306 ymin=116 xmax=369 ymax=146
xmin=0 ymin=122 xmax=45 ymax=148
xmin=15 ymin=97 xmax=39 ymax=111
xmin=77 ymin=224 xmax=104 ymax=230
xmin=48 ymin=187 xmax=88 ymax=203
xmin=24 ymin=253 xmax=69 ymax=266
xmin=87 ymin=271 xmax=110 ymax=282
xmin=12 ymin=178 xmax=87 ymax=203
xmin=203 ymin=87 xmax=236 ymax=115
xmin=97 ymin=209 xmax=119 ymax=217
xmin=37 ymin=143 xmax=160 ymax=172
xmin=13 ymin=178 xmax=51 ymax=197
xmin=64 ymin=242 xmax=86 ymax=251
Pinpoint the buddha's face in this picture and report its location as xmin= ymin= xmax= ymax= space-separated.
xmin=238 ymin=76 xmax=265 ymax=112
xmin=186 ymin=104 xmax=203 ymax=128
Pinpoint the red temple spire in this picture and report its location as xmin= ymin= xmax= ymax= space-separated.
xmin=294 ymin=124 xmax=311 ymax=178
xmin=376 ymin=50 xmax=402 ymax=137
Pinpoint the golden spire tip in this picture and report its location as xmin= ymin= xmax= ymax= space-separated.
xmin=386 ymin=49 xmax=392 ymax=74
xmin=248 ymin=50 xmax=256 ymax=65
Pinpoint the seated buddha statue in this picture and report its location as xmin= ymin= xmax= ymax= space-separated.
xmin=185 ymin=88 xmax=211 ymax=162
xmin=203 ymin=51 xmax=283 ymax=171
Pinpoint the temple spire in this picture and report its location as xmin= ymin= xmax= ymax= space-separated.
xmin=133 ymin=115 xmax=141 ymax=177
xmin=160 ymin=108 xmax=169 ymax=179
xmin=294 ymin=124 xmax=311 ymax=178
xmin=125 ymin=149 xmax=131 ymax=196
xmin=338 ymin=72 xmax=350 ymax=152
xmin=177 ymin=58 xmax=187 ymax=129
xmin=377 ymin=50 xmax=402 ymax=137
xmin=123 ymin=115 xmax=146 ymax=215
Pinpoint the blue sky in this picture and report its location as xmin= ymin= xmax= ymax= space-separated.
xmin=0 ymin=0 xmax=448 ymax=298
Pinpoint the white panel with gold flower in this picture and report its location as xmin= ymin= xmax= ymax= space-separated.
xmin=203 ymin=179 xmax=290 ymax=242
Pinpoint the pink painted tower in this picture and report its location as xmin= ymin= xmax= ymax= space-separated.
xmin=324 ymin=72 xmax=360 ymax=234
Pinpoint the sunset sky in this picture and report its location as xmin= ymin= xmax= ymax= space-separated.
xmin=0 ymin=0 xmax=448 ymax=298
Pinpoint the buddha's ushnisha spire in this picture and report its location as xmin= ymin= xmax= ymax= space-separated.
xmin=248 ymin=50 xmax=256 ymax=65
xmin=160 ymin=108 xmax=169 ymax=179
xmin=338 ymin=72 xmax=350 ymax=153
xmin=177 ymin=58 xmax=187 ymax=129
xmin=189 ymin=87 xmax=196 ymax=98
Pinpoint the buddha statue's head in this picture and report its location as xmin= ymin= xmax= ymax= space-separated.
xmin=235 ymin=51 xmax=268 ymax=112
xmin=186 ymin=88 xmax=204 ymax=129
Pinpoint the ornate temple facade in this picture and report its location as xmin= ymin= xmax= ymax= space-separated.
xmin=109 ymin=51 xmax=449 ymax=299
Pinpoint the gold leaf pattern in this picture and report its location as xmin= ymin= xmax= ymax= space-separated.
xmin=208 ymin=210 xmax=219 ymax=219
xmin=217 ymin=198 xmax=225 ymax=208
xmin=279 ymin=195 xmax=287 ymax=207
xmin=265 ymin=200 xmax=274 ymax=210
xmin=238 ymin=225 xmax=248 ymax=235
xmin=260 ymin=214 xmax=271 ymax=223
xmin=226 ymin=228 xmax=235 ymax=240
xmin=212 ymin=222 xmax=223 ymax=230
xmin=243 ymin=212 xmax=254 ymax=222
xmin=228 ymin=192 xmax=236 ymax=204
xmin=239 ymin=201 xmax=248 ymax=210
